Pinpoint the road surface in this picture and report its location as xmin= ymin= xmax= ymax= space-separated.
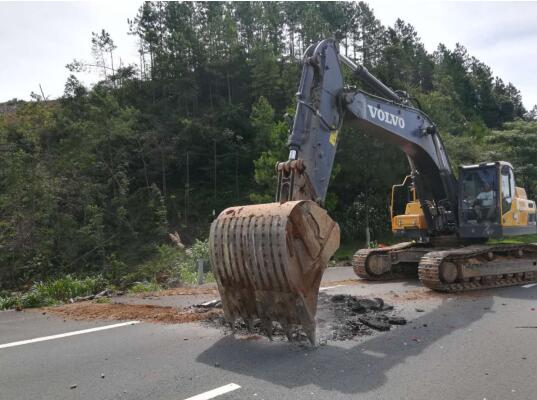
xmin=2 ymin=268 xmax=537 ymax=400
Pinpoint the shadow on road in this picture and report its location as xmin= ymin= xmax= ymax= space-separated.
xmin=197 ymin=285 xmax=536 ymax=394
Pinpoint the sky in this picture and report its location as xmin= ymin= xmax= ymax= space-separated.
xmin=1 ymin=1 xmax=536 ymax=109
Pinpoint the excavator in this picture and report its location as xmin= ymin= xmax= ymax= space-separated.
xmin=209 ymin=39 xmax=537 ymax=344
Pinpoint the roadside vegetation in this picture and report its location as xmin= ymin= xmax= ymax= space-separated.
xmin=1 ymin=2 xmax=536 ymax=300
xmin=489 ymin=234 xmax=537 ymax=245
xmin=0 ymin=275 xmax=107 ymax=310
xmin=0 ymin=240 xmax=213 ymax=310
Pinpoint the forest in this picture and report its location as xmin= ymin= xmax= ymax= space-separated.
xmin=2 ymin=1 xmax=537 ymax=292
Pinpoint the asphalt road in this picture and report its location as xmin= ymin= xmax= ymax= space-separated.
xmin=2 ymin=270 xmax=537 ymax=400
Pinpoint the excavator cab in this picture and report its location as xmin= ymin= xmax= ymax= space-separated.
xmin=458 ymin=162 xmax=537 ymax=238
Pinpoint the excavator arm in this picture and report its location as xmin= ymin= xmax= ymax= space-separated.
xmin=209 ymin=39 xmax=458 ymax=343
xmin=282 ymin=39 xmax=458 ymax=234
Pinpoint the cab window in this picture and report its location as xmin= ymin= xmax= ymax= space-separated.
xmin=460 ymin=166 xmax=498 ymax=224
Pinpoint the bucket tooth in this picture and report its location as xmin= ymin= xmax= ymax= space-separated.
xmin=209 ymin=200 xmax=340 ymax=343
xmin=261 ymin=319 xmax=273 ymax=340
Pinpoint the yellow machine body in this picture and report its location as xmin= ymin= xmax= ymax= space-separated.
xmin=392 ymin=200 xmax=427 ymax=232
xmin=501 ymin=187 xmax=536 ymax=228
xmin=390 ymin=176 xmax=428 ymax=239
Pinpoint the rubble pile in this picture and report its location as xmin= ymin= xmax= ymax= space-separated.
xmin=206 ymin=292 xmax=407 ymax=343
xmin=317 ymin=293 xmax=406 ymax=341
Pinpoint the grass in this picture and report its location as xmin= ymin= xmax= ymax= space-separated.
xmin=0 ymin=295 xmax=20 ymax=310
xmin=333 ymin=243 xmax=360 ymax=262
xmin=0 ymin=241 xmax=215 ymax=311
xmin=127 ymin=281 xmax=162 ymax=294
xmin=488 ymin=233 xmax=537 ymax=245
xmin=0 ymin=275 xmax=109 ymax=310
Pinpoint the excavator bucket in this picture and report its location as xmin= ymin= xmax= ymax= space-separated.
xmin=209 ymin=200 xmax=340 ymax=344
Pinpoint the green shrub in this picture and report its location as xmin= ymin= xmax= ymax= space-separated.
xmin=125 ymin=240 xmax=212 ymax=288
xmin=122 ymin=245 xmax=183 ymax=285
xmin=0 ymin=295 xmax=20 ymax=310
xmin=19 ymin=290 xmax=56 ymax=308
xmin=31 ymin=275 xmax=108 ymax=301
xmin=128 ymin=281 xmax=162 ymax=294
xmin=95 ymin=296 xmax=111 ymax=304
xmin=0 ymin=275 xmax=109 ymax=310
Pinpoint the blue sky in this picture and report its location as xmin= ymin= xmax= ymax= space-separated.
xmin=1 ymin=1 xmax=536 ymax=109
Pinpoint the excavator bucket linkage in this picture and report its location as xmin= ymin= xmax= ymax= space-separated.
xmin=209 ymin=200 xmax=340 ymax=344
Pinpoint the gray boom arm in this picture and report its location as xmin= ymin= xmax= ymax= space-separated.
xmin=279 ymin=39 xmax=458 ymax=236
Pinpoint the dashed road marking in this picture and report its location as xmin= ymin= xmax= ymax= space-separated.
xmin=183 ymin=383 xmax=241 ymax=400
xmin=0 ymin=320 xmax=140 ymax=349
xmin=523 ymin=283 xmax=537 ymax=288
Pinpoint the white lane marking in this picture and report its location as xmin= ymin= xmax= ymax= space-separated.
xmin=320 ymin=284 xmax=344 ymax=291
xmin=0 ymin=320 xmax=140 ymax=349
xmin=523 ymin=283 xmax=537 ymax=288
xmin=183 ymin=383 xmax=241 ymax=400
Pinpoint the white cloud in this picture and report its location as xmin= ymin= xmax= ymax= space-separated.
xmin=0 ymin=2 xmax=140 ymax=101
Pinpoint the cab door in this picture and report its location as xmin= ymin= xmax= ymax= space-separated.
xmin=500 ymin=165 xmax=517 ymax=226
xmin=458 ymin=164 xmax=501 ymax=239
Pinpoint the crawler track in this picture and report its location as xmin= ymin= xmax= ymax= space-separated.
xmin=419 ymin=243 xmax=537 ymax=292
xmin=352 ymin=242 xmax=422 ymax=280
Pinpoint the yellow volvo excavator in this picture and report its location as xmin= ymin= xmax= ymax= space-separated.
xmin=209 ymin=39 xmax=537 ymax=343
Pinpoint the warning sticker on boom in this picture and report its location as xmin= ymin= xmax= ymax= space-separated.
xmin=329 ymin=130 xmax=338 ymax=146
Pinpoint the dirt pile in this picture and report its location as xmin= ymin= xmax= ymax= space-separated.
xmin=132 ymin=286 xmax=218 ymax=298
xmin=42 ymin=302 xmax=222 ymax=324
xmin=206 ymin=292 xmax=407 ymax=343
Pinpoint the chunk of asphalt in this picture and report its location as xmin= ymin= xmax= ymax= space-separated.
xmin=388 ymin=316 xmax=407 ymax=325
xmin=359 ymin=316 xmax=391 ymax=331
xmin=194 ymin=299 xmax=222 ymax=309
xmin=330 ymin=294 xmax=347 ymax=302
xmin=350 ymin=298 xmax=385 ymax=314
